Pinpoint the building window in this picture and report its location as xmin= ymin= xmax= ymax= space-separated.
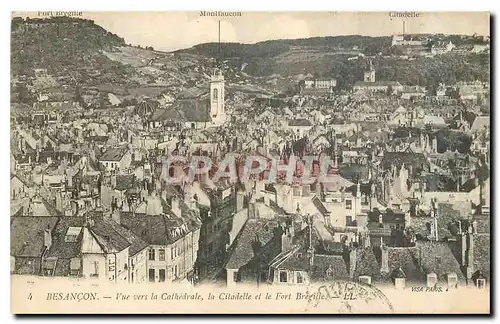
xmin=213 ymin=88 xmax=218 ymax=100
xmin=233 ymin=271 xmax=239 ymax=282
xmin=70 ymin=258 xmax=81 ymax=277
xmin=427 ymin=273 xmax=437 ymax=287
xmin=279 ymin=271 xmax=288 ymax=283
xmin=65 ymin=227 xmax=81 ymax=243
xmin=447 ymin=273 xmax=458 ymax=288
xmin=359 ymin=276 xmax=372 ymax=285
xmin=149 ymin=269 xmax=155 ymax=282
xmin=159 ymin=269 xmax=166 ymax=282
xmin=297 ymin=272 xmax=304 ymax=284
xmin=171 ymin=247 xmax=174 ymax=260
xmin=90 ymin=261 xmax=99 ymax=278
xmin=394 ymin=278 xmax=405 ymax=289
xmin=148 ymin=249 xmax=155 ymax=261
xmin=326 ymin=266 xmax=334 ymax=278
xmin=159 ymin=249 xmax=165 ymax=261
xmin=345 ymin=200 xmax=352 ymax=210
xmin=346 ymin=216 xmax=353 ymax=226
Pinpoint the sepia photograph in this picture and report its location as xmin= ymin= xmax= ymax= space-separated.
xmin=9 ymin=11 xmax=491 ymax=314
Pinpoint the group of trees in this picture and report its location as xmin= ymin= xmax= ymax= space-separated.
xmin=11 ymin=17 xmax=127 ymax=81
xmin=185 ymin=36 xmax=490 ymax=92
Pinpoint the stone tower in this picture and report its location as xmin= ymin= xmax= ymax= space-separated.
xmin=210 ymin=69 xmax=226 ymax=124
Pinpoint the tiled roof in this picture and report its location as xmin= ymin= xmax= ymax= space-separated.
xmin=352 ymin=247 xmax=381 ymax=280
xmin=121 ymin=212 xmax=200 ymax=246
xmin=410 ymin=241 xmax=466 ymax=283
xmin=473 ymin=234 xmax=490 ymax=279
xmin=275 ymin=246 xmax=311 ymax=271
xmin=121 ymin=215 xmax=167 ymax=245
xmin=225 ymin=219 xmax=282 ymax=270
xmin=310 ymin=254 xmax=349 ymax=282
xmin=11 ymin=216 xmax=59 ymax=257
xmin=46 ymin=217 xmax=85 ymax=259
xmin=385 ymin=247 xmax=422 ymax=282
xmin=99 ymin=147 xmax=129 ymax=162
xmin=89 ymin=219 xmax=132 ymax=253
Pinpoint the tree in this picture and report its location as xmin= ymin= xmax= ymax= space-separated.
xmin=16 ymin=84 xmax=34 ymax=104
xmin=98 ymin=92 xmax=110 ymax=109
xmin=386 ymin=85 xmax=393 ymax=96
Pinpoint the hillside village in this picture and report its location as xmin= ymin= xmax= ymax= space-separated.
xmin=10 ymin=17 xmax=490 ymax=290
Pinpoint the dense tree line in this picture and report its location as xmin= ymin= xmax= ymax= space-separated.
xmin=183 ymin=36 xmax=489 ymax=90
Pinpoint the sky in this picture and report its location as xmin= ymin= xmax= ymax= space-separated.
xmin=13 ymin=11 xmax=490 ymax=52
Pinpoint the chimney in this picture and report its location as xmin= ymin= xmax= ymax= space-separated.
xmin=67 ymin=170 xmax=73 ymax=188
xmin=380 ymin=244 xmax=389 ymax=273
xmin=349 ymin=248 xmax=357 ymax=279
xmin=236 ymin=191 xmax=244 ymax=212
xmin=281 ymin=225 xmax=293 ymax=252
xmin=44 ymin=225 xmax=52 ymax=250
xmin=172 ymin=195 xmax=181 ymax=218
xmin=248 ymin=194 xmax=256 ymax=219
xmin=307 ymin=215 xmax=314 ymax=267
xmin=434 ymin=207 xmax=439 ymax=241
xmin=467 ymin=226 xmax=474 ymax=273
xmin=457 ymin=232 xmax=467 ymax=270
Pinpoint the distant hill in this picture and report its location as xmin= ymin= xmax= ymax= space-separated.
xmin=11 ymin=17 xmax=128 ymax=83
xmin=178 ymin=35 xmax=490 ymax=89
xmin=178 ymin=36 xmax=391 ymax=78
xmin=11 ymin=17 xmax=490 ymax=94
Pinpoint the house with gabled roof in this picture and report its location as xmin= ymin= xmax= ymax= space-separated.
xmin=10 ymin=213 xmax=150 ymax=284
xmin=120 ymin=192 xmax=202 ymax=284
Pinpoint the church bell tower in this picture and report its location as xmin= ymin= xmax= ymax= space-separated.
xmin=210 ymin=20 xmax=226 ymax=125
xmin=210 ymin=69 xmax=225 ymax=123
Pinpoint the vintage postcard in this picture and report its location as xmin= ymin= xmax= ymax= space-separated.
xmin=10 ymin=11 xmax=490 ymax=314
